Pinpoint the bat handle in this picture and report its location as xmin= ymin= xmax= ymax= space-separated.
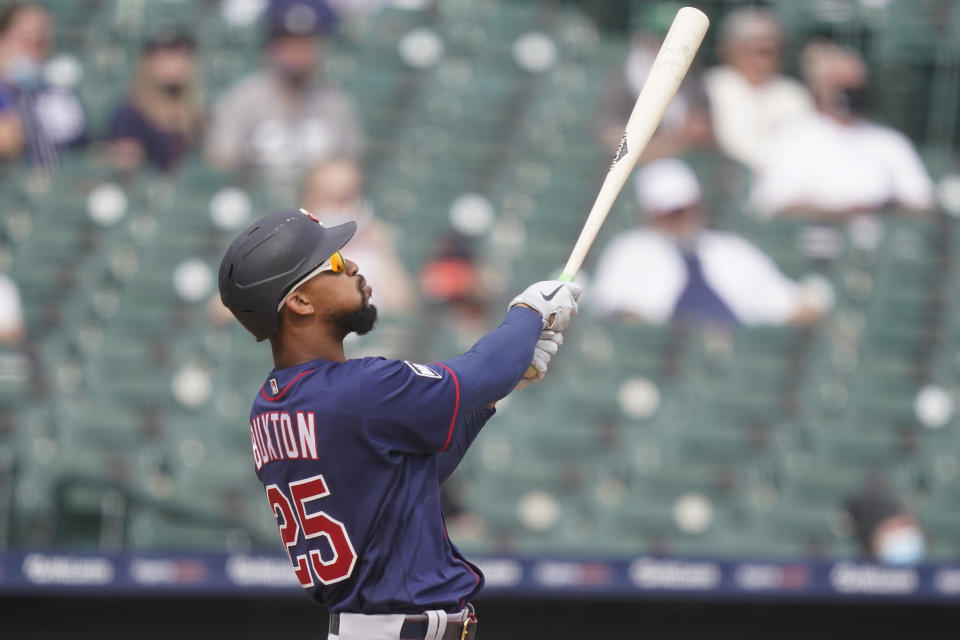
xmin=559 ymin=272 xmax=575 ymax=283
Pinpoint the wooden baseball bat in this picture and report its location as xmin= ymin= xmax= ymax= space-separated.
xmin=559 ymin=6 xmax=709 ymax=283
xmin=526 ymin=7 xmax=708 ymax=378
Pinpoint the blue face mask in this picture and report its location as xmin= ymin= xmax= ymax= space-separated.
xmin=878 ymin=527 xmax=926 ymax=566
xmin=4 ymin=54 xmax=42 ymax=90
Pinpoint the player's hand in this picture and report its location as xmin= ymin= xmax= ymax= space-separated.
xmin=516 ymin=330 xmax=562 ymax=390
xmin=509 ymin=280 xmax=582 ymax=331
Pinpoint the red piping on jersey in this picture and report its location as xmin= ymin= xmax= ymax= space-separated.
xmin=432 ymin=363 xmax=460 ymax=453
xmin=260 ymin=369 xmax=317 ymax=401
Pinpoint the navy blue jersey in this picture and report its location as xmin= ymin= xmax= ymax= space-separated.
xmin=248 ymin=307 xmax=542 ymax=613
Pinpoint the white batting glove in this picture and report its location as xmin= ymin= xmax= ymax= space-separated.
xmin=516 ymin=330 xmax=563 ymax=390
xmin=509 ymin=280 xmax=582 ymax=332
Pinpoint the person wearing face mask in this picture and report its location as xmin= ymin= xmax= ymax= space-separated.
xmin=206 ymin=0 xmax=364 ymax=196
xmin=106 ymin=32 xmax=202 ymax=172
xmin=752 ymin=40 xmax=934 ymax=219
xmin=592 ymin=158 xmax=827 ymax=326
xmin=0 ymin=2 xmax=87 ymax=167
xmin=846 ymin=485 xmax=927 ymax=566
xmin=299 ymin=157 xmax=413 ymax=316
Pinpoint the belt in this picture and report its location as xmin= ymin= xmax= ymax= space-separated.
xmin=329 ymin=605 xmax=478 ymax=640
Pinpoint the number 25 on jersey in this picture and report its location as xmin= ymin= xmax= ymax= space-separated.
xmin=266 ymin=474 xmax=358 ymax=587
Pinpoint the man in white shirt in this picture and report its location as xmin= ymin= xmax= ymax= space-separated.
xmin=752 ymin=41 xmax=934 ymax=218
xmin=703 ymin=7 xmax=813 ymax=171
xmin=0 ymin=272 xmax=24 ymax=345
xmin=592 ymin=159 xmax=826 ymax=326
xmin=206 ymin=0 xmax=364 ymax=193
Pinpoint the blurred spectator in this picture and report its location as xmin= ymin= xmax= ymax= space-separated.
xmin=106 ymin=32 xmax=202 ymax=172
xmin=419 ymin=234 xmax=485 ymax=316
xmin=592 ymin=159 xmax=826 ymax=326
xmin=0 ymin=2 xmax=86 ymax=167
xmin=207 ymin=293 xmax=235 ymax=329
xmin=752 ymin=41 xmax=934 ymax=218
xmin=300 ymin=157 xmax=414 ymax=315
xmin=0 ymin=272 xmax=24 ymax=345
xmin=413 ymin=231 xmax=498 ymax=358
xmin=596 ymin=4 xmax=711 ymax=160
xmin=206 ymin=0 xmax=363 ymax=191
xmin=703 ymin=7 xmax=813 ymax=171
xmin=418 ymin=232 xmax=501 ymax=341
xmin=846 ymin=485 xmax=926 ymax=565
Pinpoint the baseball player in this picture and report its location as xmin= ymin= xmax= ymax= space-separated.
xmin=218 ymin=208 xmax=581 ymax=639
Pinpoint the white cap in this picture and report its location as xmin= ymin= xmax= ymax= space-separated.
xmin=634 ymin=158 xmax=701 ymax=217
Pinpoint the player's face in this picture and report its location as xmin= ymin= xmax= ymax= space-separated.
xmin=303 ymin=255 xmax=377 ymax=336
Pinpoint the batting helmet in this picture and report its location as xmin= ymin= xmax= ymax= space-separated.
xmin=218 ymin=208 xmax=357 ymax=341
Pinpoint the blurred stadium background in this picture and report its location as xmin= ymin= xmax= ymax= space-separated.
xmin=1 ymin=0 xmax=960 ymax=637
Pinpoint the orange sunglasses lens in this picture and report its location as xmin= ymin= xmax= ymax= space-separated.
xmin=329 ymin=251 xmax=345 ymax=273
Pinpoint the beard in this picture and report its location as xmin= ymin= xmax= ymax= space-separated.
xmin=333 ymin=302 xmax=378 ymax=336
xmin=332 ymin=276 xmax=377 ymax=336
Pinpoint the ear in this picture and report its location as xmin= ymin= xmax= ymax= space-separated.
xmin=282 ymin=290 xmax=315 ymax=317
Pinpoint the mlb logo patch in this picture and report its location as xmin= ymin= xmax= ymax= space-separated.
xmin=404 ymin=361 xmax=442 ymax=379
xmin=269 ymin=378 xmax=279 ymax=395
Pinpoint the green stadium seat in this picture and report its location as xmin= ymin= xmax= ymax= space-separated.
xmin=128 ymin=509 xmax=256 ymax=551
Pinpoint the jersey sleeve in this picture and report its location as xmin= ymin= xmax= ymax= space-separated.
xmin=437 ymin=306 xmax=542 ymax=410
xmin=357 ymin=306 xmax=541 ymax=455
xmin=359 ymin=357 xmax=462 ymax=454
xmin=437 ymin=406 xmax=496 ymax=484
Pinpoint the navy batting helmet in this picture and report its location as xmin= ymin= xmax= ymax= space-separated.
xmin=218 ymin=208 xmax=357 ymax=341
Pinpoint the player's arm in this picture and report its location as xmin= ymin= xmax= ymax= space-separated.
xmin=435 ymin=306 xmax=541 ymax=410
xmin=436 ymin=406 xmax=497 ymax=484
xmin=357 ymin=316 xmax=534 ymax=457
xmin=358 ymin=282 xmax=579 ymax=455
